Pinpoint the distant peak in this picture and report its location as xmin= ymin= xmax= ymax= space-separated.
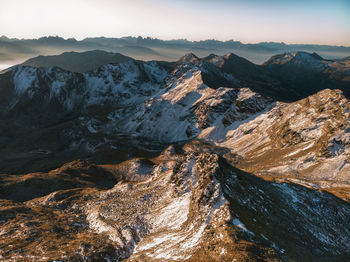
xmin=205 ymin=53 xmax=219 ymax=59
xmin=223 ymin=52 xmax=234 ymax=59
xmin=223 ymin=52 xmax=240 ymax=60
xmin=38 ymin=36 xmax=64 ymax=40
xmin=264 ymin=51 xmax=327 ymax=71
xmin=310 ymin=52 xmax=323 ymax=60
xmin=268 ymin=51 xmax=324 ymax=62
xmin=178 ymin=53 xmax=199 ymax=63
xmin=286 ymin=51 xmax=323 ymax=60
xmin=0 ymin=35 xmax=9 ymax=40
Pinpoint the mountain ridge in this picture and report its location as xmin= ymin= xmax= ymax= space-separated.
xmin=21 ymin=50 xmax=133 ymax=73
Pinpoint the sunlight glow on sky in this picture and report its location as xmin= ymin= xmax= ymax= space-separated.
xmin=0 ymin=0 xmax=349 ymax=45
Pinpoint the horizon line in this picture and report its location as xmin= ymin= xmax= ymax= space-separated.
xmin=1 ymin=35 xmax=350 ymax=48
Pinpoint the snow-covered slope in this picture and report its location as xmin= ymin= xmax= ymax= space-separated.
xmin=199 ymin=89 xmax=350 ymax=190
xmin=7 ymin=60 xmax=168 ymax=112
xmin=0 ymin=52 xmax=274 ymax=144
xmin=119 ymin=63 xmax=271 ymax=142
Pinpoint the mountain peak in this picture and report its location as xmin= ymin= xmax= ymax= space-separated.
xmin=178 ymin=53 xmax=199 ymax=63
xmin=289 ymin=51 xmax=323 ymax=60
xmin=222 ymin=52 xmax=252 ymax=64
xmin=264 ymin=51 xmax=327 ymax=70
xmin=0 ymin=35 xmax=10 ymax=41
xmin=310 ymin=52 xmax=323 ymax=60
xmin=204 ymin=53 xmax=219 ymax=59
xmin=223 ymin=52 xmax=238 ymax=59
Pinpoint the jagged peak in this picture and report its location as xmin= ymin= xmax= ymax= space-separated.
xmin=223 ymin=52 xmax=239 ymax=60
xmin=178 ymin=53 xmax=199 ymax=63
xmin=310 ymin=52 xmax=323 ymax=60
xmin=204 ymin=53 xmax=219 ymax=59
xmin=288 ymin=51 xmax=323 ymax=60
xmin=222 ymin=52 xmax=252 ymax=65
xmin=202 ymin=53 xmax=224 ymax=66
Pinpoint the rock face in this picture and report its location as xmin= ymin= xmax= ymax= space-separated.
xmin=1 ymin=51 xmax=350 ymax=261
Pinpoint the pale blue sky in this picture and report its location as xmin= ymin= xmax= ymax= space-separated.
xmin=0 ymin=0 xmax=349 ymax=45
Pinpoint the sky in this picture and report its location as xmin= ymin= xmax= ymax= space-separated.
xmin=0 ymin=0 xmax=349 ymax=45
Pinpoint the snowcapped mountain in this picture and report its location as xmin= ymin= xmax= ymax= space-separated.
xmin=263 ymin=51 xmax=350 ymax=100
xmin=265 ymin=51 xmax=326 ymax=71
xmin=1 ymin=51 xmax=350 ymax=261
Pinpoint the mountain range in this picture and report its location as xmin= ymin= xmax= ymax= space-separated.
xmin=0 ymin=50 xmax=350 ymax=261
xmin=1 ymin=35 xmax=350 ymax=66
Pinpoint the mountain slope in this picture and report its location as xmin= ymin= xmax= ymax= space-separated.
xmin=200 ymin=88 xmax=350 ymax=190
xmin=1 ymin=150 xmax=350 ymax=261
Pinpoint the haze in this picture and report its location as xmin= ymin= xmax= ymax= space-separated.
xmin=0 ymin=0 xmax=349 ymax=45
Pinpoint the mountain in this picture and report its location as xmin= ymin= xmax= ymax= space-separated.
xmin=1 ymin=51 xmax=349 ymax=171
xmin=21 ymin=50 xmax=133 ymax=73
xmin=263 ymin=51 xmax=350 ymax=100
xmin=1 ymin=51 xmax=350 ymax=261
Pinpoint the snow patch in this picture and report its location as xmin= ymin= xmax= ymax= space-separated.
xmin=13 ymin=66 xmax=37 ymax=96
